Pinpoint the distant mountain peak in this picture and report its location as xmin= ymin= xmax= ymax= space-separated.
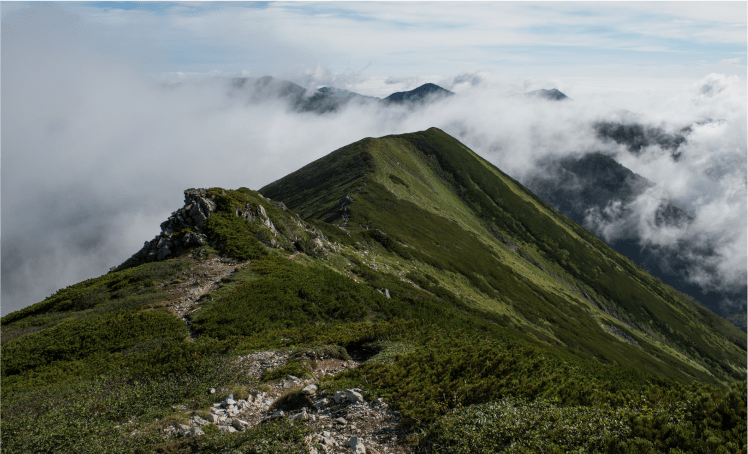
xmin=384 ymin=83 xmax=454 ymax=104
xmin=524 ymin=88 xmax=570 ymax=101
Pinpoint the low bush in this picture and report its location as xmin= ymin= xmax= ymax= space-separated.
xmin=421 ymin=380 xmax=747 ymax=453
xmin=261 ymin=359 xmax=313 ymax=381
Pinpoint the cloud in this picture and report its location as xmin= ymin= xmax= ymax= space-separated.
xmin=580 ymin=76 xmax=747 ymax=294
xmin=2 ymin=5 xmax=746 ymax=315
xmin=47 ymin=2 xmax=748 ymax=80
xmin=695 ymin=73 xmax=742 ymax=98
xmin=622 ymin=46 xmax=676 ymax=53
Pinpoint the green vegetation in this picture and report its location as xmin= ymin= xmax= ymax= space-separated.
xmin=422 ymin=381 xmax=747 ymax=454
xmin=1 ymin=355 xmax=248 ymax=454
xmin=2 ymin=258 xmax=192 ymax=329
xmin=261 ymin=358 xmax=313 ymax=381
xmin=2 ymin=128 xmax=745 ymax=453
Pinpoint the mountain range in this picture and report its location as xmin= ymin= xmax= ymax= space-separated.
xmin=2 ymin=127 xmax=745 ymax=453
xmin=229 ymin=76 xmax=454 ymax=113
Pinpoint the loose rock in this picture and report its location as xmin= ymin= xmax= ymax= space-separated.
xmin=302 ymin=384 xmax=318 ymax=396
xmin=348 ymin=436 xmax=366 ymax=454
xmin=345 ymin=389 xmax=365 ymax=404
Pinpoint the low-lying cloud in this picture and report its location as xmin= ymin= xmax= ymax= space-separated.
xmin=3 ymin=7 xmax=745 ymax=315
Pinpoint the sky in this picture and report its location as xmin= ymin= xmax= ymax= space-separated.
xmin=2 ymin=1 xmax=746 ymax=315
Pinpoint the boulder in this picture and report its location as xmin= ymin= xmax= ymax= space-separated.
xmin=191 ymin=211 xmax=207 ymax=228
xmin=347 ymin=436 xmax=366 ymax=454
xmin=193 ymin=415 xmax=209 ymax=426
xmin=341 ymin=195 xmax=355 ymax=207
xmin=156 ymin=247 xmax=171 ymax=261
xmin=309 ymin=237 xmax=325 ymax=252
xmin=301 ymin=384 xmax=318 ymax=396
xmin=264 ymin=218 xmax=279 ymax=236
xmin=186 ymin=427 xmax=205 ymax=437
xmin=189 ymin=203 xmax=202 ymax=219
xmin=344 ymin=389 xmax=365 ymax=404
xmin=231 ymin=418 xmax=246 ymax=431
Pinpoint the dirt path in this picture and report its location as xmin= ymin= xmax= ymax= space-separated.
xmin=158 ymin=254 xmax=248 ymax=335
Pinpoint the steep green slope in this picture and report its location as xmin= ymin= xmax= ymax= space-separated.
xmin=261 ymin=127 xmax=745 ymax=385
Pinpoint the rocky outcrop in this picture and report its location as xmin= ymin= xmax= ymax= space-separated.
xmin=114 ymin=189 xmax=215 ymax=272
xmin=113 ymin=188 xmax=339 ymax=272
xmin=163 ymin=189 xmax=217 ymax=231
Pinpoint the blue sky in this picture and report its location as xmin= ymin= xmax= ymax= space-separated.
xmin=2 ymin=1 xmax=745 ymax=94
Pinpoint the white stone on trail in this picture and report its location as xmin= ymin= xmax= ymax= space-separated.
xmin=192 ymin=415 xmax=209 ymax=426
xmin=348 ymin=436 xmax=367 ymax=454
xmin=231 ymin=418 xmax=245 ymax=431
xmin=186 ymin=427 xmax=205 ymax=437
xmin=290 ymin=410 xmax=309 ymax=421
xmin=302 ymin=384 xmax=318 ymax=396
xmin=345 ymin=389 xmax=365 ymax=404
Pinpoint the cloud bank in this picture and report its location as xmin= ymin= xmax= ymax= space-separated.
xmin=2 ymin=6 xmax=745 ymax=315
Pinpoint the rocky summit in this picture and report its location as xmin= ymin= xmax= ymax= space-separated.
xmin=2 ymin=128 xmax=745 ymax=453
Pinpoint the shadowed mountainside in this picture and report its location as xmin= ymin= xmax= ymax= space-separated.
xmin=523 ymin=152 xmax=747 ymax=330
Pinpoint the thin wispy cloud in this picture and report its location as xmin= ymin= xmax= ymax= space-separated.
xmin=40 ymin=1 xmax=747 ymax=78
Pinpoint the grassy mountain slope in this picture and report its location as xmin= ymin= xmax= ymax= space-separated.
xmin=2 ymin=129 xmax=745 ymax=453
xmin=261 ymin=127 xmax=745 ymax=385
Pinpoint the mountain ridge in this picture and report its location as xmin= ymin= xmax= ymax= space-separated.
xmin=230 ymin=77 xmax=456 ymax=113
xmin=261 ymin=127 xmax=745 ymax=382
xmin=2 ymin=127 xmax=745 ymax=453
